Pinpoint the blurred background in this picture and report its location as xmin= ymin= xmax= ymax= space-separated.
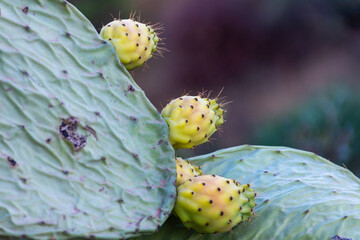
xmin=69 ymin=0 xmax=360 ymax=176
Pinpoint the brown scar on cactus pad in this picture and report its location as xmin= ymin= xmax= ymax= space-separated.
xmin=59 ymin=116 xmax=88 ymax=152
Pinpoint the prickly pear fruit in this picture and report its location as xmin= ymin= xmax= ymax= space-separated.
xmin=173 ymin=175 xmax=256 ymax=234
xmin=161 ymin=96 xmax=224 ymax=149
xmin=100 ymin=19 xmax=159 ymax=70
xmin=176 ymin=157 xmax=202 ymax=186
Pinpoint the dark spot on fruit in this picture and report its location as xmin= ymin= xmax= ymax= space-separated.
xmin=238 ymin=190 xmax=241 ymax=194
xmin=179 ymin=97 xmax=183 ymax=100
xmin=217 ymin=187 xmax=221 ymax=191
xmin=109 ymin=38 xmax=112 ymax=41
xmin=198 ymin=208 xmax=201 ymax=211
xmin=189 ymin=179 xmax=192 ymax=182
xmin=195 ymin=98 xmax=198 ymax=101
xmin=201 ymin=114 xmax=205 ymax=118
xmin=247 ymin=183 xmax=251 ymax=187
xmin=205 ymin=134 xmax=208 ymax=138
xmin=226 ymin=180 xmax=230 ymax=184
xmin=210 ymin=120 xmax=213 ymax=124
xmin=209 ymin=200 xmax=213 ymax=204
xmin=185 ymin=119 xmax=188 ymax=123
xmin=122 ymin=23 xmax=125 ymax=26
xmin=138 ymin=56 xmax=141 ymax=59
xmin=230 ymin=196 xmax=233 ymax=201
xmin=135 ymin=24 xmax=139 ymax=27
xmin=202 ymin=183 xmax=206 ymax=186
xmin=22 ymin=6 xmax=29 ymax=14
xmin=205 ymin=223 xmax=209 ymax=226
xmin=212 ymin=175 xmax=215 ymax=177
xmin=239 ymin=206 xmax=242 ymax=210
xmin=7 ymin=156 xmax=17 ymax=167
xmin=179 ymin=105 xmax=183 ymax=108
xmin=138 ymin=33 xmax=141 ymax=37
xmin=179 ymin=164 xmax=183 ymax=168
xmin=125 ymin=33 xmax=129 ymax=36
xmin=248 ymin=198 xmax=250 ymax=202
xmin=228 ymin=219 xmax=232 ymax=224
xmin=180 ymin=174 xmax=183 ymax=177
xmin=220 ymin=211 xmax=224 ymax=216
xmin=190 ymin=105 xmax=194 ymax=109
xmin=191 ymin=191 xmax=194 ymax=195
xmin=191 ymin=169 xmax=194 ymax=172
xmin=136 ymin=43 xmax=139 ymax=47
xmin=188 ymin=139 xmax=191 ymax=143
xmin=207 ymin=105 xmax=210 ymax=108
xmin=148 ymin=36 xmax=150 ymax=41
xmin=197 ymin=127 xmax=200 ymax=131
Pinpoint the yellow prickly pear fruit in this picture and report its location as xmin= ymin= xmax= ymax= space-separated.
xmin=173 ymin=175 xmax=256 ymax=234
xmin=176 ymin=157 xmax=202 ymax=187
xmin=100 ymin=19 xmax=159 ymax=70
xmin=161 ymin=96 xmax=224 ymax=149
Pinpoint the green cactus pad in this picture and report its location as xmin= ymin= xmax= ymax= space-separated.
xmin=138 ymin=145 xmax=360 ymax=239
xmin=0 ymin=0 xmax=176 ymax=239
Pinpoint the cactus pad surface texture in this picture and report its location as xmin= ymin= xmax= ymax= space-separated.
xmin=137 ymin=145 xmax=360 ymax=240
xmin=0 ymin=0 xmax=176 ymax=239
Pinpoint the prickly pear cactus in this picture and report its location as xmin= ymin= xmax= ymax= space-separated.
xmin=161 ymin=96 xmax=224 ymax=149
xmin=138 ymin=145 xmax=360 ymax=240
xmin=175 ymin=157 xmax=202 ymax=186
xmin=100 ymin=19 xmax=159 ymax=70
xmin=173 ymin=175 xmax=256 ymax=234
xmin=0 ymin=0 xmax=176 ymax=239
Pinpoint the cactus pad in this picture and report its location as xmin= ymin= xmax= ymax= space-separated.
xmin=0 ymin=0 xmax=175 ymax=239
xmin=139 ymin=145 xmax=360 ymax=239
